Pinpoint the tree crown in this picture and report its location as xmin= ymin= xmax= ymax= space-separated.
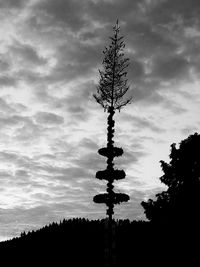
xmin=141 ymin=133 xmax=200 ymax=223
xmin=93 ymin=20 xmax=132 ymax=111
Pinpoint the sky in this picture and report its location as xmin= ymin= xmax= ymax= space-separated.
xmin=0 ymin=0 xmax=200 ymax=241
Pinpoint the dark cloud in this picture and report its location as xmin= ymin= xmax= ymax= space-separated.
xmin=0 ymin=58 xmax=10 ymax=72
xmin=9 ymin=41 xmax=47 ymax=67
xmin=128 ymin=59 xmax=145 ymax=82
xmin=13 ymin=119 xmax=46 ymax=142
xmin=114 ymin=148 xmax=148 ymax=172
xmin=34 ymin=81 xmax=96 ymax=123
xmin=160 ymin=97 xmax=188 ymax=114
xmin=34 ymin=112 xmax=64 ymax=125
xmin=0 ymin=148 xmax=93 ymax=191
xmin=0 ymin=115 xmax=32 ymax=130
xmin=15 ymin=70 xmax=45 ymax=85
xmin=32 ymin=0 xmax=88 ymax=32
xmin=0 ymin=0 xmax=29 ymax=9
xmin=0 ymin=151 xmax=34 ymax=170
xmin=0 ymin=98 xmax=18 ymax=114
xmin=0 ymin=170 xmax=12 ymax=180
xmin=19 ymin=0 xmax=199 ymax=108
xmin=13 ymin=0 xmax=200 ymax=106
xmin=120 ymin=113 xmax=164 ymax=133
xmin=72 ymin=151 xmax=105 ymax=173
xmin=78 ymin=138 xmax=99 ymax=151
xmin=71 ymin=146 xmax=146 ymax=179
xmin=88 ymin=0 xmax=141 ymax=24
xmin=151 ymin=54 xmax=190 ymax=81
xmin=37 ymin=165 xmax=89 ymax=181
xmin=39 ymin=42 xmax=100 ymax=85
xmin=0 ymin=76 xmax=17 ymax=86
xmin=150 ymin=0 xmax=200 ymax=26
xmin=123 ymin=1 xmax=200 ymax=103
xmin=50 ymin=139 xmax=75 ymax=156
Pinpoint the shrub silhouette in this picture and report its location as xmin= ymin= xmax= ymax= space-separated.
xmin=141 ymin=133 xmax=200 ymax=225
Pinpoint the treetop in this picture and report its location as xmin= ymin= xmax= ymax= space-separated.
xmin=94 ymin=20 xmax=132 ymax=112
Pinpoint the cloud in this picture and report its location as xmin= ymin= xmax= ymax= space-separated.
xmin=87 ymin=0 xmax=141 ymax=24
xmin=181 ymin=126 xmax=198 ymax=136
xmin=0 ymin=76 xmax=17 ymax=86
xmin=0 ymin=57 xmax=10 ymax=72
xmin=0 ymin=151 xmax=32 ymax=169
xmin=151 ymin=54 xmax=190 ymax=81
xmin=9 ymin=41 xmax=47 ymax=67
xmin=32 ymin=41 xmax=101 ymax=87
xmin=128 ymin=59 xmax=145 ymax=82
xmin=34 ymin=112 xmax=64 ymax=125
xmin=0 ymin=170 xmax=13 ymax=180
xmin=120 ymin=113 xmax=164 ymax=133
xmin=150 ymin=0 xmax=200 ymax=25
xmin=0 ymin=0 xmax=29 ymax=9
xmin=16 ymin=0 xmax=195 ymax=109
xmin=113 ymin=189 xmax=147 ymax=220
xmin=72 ymin=152 xmax=105 ymax=173
xmin=0 ymin=98 xmax=18 ymax=114
xmin=34 ymin=81 xmax=96 ymax=123
xmin=32 ymin=0 xmax=88 ymax=32
xmin=0 ymin=205 xmax=64 ymax=240
xmin=5 ymin=0 xmax=200 ymax=104
xmin=78 ymin=138 xmax=99 ymax=151
xmin=14 ymin=119 xmax=44 ymax=142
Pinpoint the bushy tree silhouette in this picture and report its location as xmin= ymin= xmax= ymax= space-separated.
xmin=141 ymin=133 xmax=200 ymax=225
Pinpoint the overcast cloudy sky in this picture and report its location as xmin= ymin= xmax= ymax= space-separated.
xmin=0 ymin=0 xmax=200 ymax=241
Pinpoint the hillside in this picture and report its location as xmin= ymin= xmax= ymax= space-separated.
xmin=0 ymin=217 xmax=199 ymax=266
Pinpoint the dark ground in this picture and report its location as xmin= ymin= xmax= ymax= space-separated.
xmin=0 ymin=218 xmax=198 ymax=266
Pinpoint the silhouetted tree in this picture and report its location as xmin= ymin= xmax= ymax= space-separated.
xmin=93 ymin=20 xmax=131 ymax=220
xmin=141 ymin=133 xmax=200 ymax=225
xmin=93 ymin=22 xmax=131 ymax=111
xmin=93 ymin=20 xmax=132 ymax=267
